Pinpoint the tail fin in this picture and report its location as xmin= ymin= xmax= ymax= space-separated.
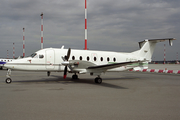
xmin=132 ymin=38 xmax=176 ymax=62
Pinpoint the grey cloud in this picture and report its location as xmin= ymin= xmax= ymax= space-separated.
xmin=0 ymin=0 xmax=179 ymax=60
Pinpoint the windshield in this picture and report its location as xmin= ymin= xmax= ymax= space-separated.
xmin=30 ymin=53 xmax=37 ymax=58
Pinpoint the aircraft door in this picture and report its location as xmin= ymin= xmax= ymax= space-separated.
xmin=46 ymin=50 xmax=55 ymax=69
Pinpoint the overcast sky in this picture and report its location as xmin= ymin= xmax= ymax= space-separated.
xmin=0 ymin=0 xmax=179 ymax=60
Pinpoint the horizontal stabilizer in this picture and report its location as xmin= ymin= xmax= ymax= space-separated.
xmin=139 ymin=38 xmax=176 ymax=48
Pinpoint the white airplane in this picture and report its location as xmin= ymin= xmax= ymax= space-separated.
xmin=3 ymin=38 xmax=175 ymax=84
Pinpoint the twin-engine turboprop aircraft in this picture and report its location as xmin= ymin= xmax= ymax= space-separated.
xmin=3 ymin=38 xmax=175 ymax=84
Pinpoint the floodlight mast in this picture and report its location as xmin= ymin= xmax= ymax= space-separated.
xmin=84 ymin=0 xmax=87 ymax=50
xmin=40 ymin=13 xmax=43 ymax=49
xmin=23 ymin=28 xmax=25 ymax=57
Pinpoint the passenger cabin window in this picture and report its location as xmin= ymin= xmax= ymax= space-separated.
xmin=39 ymin=55 xmax=44 ymax=59
xmin=107 ymin=57 xmax=110 ymax=62
xmin=87 ymin=56 xmax=90 ymax=61
xmin=113 ymin=58 xmax=116 ymax=62
xmin=94 ymin=57 xmax=97 ymax=61
xmin=80 ymin=56 xmax=82 ymax=60
xmin=100 ymin=57 xmax=103 ymax=61
xmin=72 ymin=56 xmax=75 ymax=60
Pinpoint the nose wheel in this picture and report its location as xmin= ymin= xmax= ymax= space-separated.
xmin=5 ymin=69 xmax=12 ymax=84
xmin=5 ymin=78 xmax=12 ymax=84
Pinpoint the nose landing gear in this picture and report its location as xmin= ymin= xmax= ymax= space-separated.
xmin=6 ymin=78 xmax=12 ymax=84
xmin=5 ymin=69 xmax=12 ymax=84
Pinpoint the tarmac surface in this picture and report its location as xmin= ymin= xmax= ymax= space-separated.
xmin=0 ymin=64 xmax=180 ymax=120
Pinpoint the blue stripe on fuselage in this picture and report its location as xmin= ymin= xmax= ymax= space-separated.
xmin=0 ymin=61 xmax=6 ymax=64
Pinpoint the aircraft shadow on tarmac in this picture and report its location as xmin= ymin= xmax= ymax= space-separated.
xmin=14 ymin=75 xmax=128 ymax=89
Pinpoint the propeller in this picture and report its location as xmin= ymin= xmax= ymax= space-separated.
xmin=62 ymin=48 xmax=71 ymax=79
xmin=64 ymin=66 xmax=68 ymax=79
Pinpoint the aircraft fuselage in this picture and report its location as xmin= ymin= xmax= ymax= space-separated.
xmin=4 ymin=48 xmax=145 ymax=72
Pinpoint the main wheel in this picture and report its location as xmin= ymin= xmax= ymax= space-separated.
xmin=47 ymin=71 xmax=50 ymax=76
xmin=72 ymin=74 xmax=78 ymax=79
xmin=5 ymin=78 xmax=12 ymax=84
xmin=94 ymin=77 xmax=102 ymax=84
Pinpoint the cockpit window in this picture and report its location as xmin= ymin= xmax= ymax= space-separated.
xmin=31 ymin=53 xmax=37 ymax=58
xmin=39 ymin=55 xmax=44 ymax=59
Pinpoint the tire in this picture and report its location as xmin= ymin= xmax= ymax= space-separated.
xmin=5 ymin=78 xmax=12 ymax=84
xmin=95 ymin=77 xmax=102 ymax=84
xmin=72 ymin=75 xmax=78 ymax=79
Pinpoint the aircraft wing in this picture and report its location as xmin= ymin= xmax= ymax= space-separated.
xmin=68 ymin=60 xmax=141 ymax=74
xmin=87 ymin=61 xmax=139 ymax=72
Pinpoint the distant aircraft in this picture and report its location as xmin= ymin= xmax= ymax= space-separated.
xmin=0 ymin=56 xmax=24 ymax=70
xmin=2 ymin=38 xmax=175 ymax=84
xmin=0 ymin=59 xmax=14 ymax=70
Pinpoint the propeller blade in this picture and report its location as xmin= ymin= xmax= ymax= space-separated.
xmin=63 ymin=66 xmax=67 ymax=79
xmin=61 ymin=56 xmax=66 ymax=61
xmin=63 ymin=48 xmax=71 ymax=79
xmin=66 ymin=48 xmax=71 ymax=61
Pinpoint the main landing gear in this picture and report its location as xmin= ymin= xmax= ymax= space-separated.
xmin=71 ymin=73 xmax=102 ymax=84
xmin=5 ymin=69 xmax=12 ymax=84
xmin=94 ymin=76 xmax=102 ymax=84
xmin=72 ymin=74 xmax=78 ymax=79
xmin=47 ymin=71 xmax=51 ymax=76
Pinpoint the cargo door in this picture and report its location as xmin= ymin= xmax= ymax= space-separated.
xmin=46 ymin=50 xmax=55 ymax=69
